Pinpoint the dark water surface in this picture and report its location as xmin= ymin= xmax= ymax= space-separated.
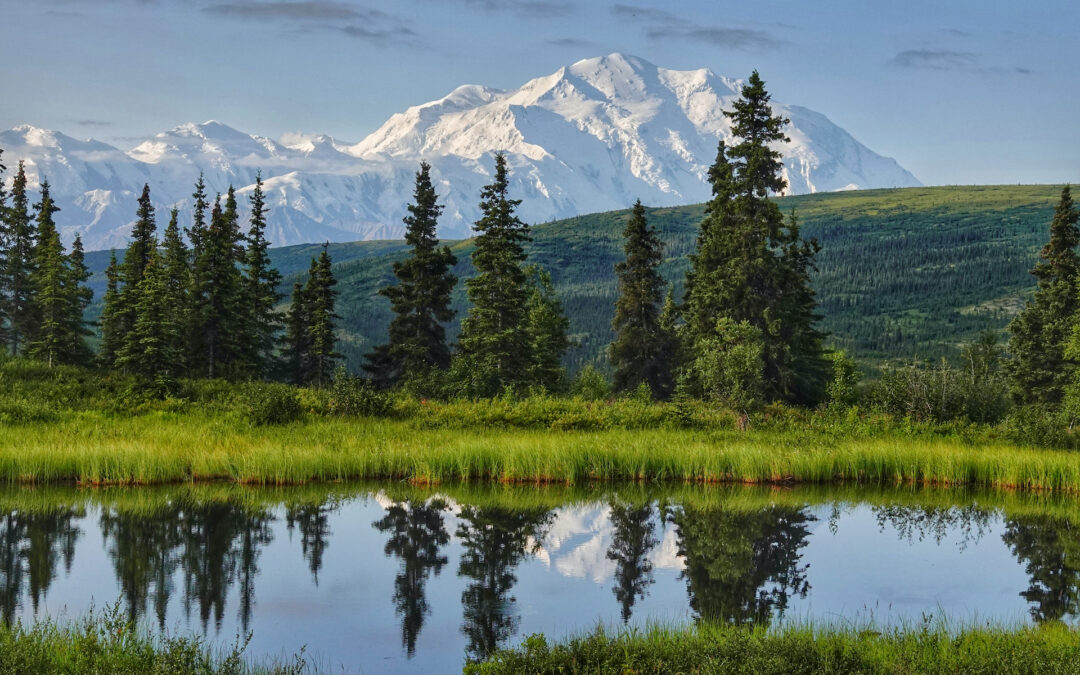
xmin=1 ymin=483 xmax=1078 ymax=673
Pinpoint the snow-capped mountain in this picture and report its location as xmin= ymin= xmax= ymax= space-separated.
xmin=0 ymin=54 xmax=920 ymax=250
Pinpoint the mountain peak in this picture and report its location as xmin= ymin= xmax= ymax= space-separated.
xmin=3 ymin=55 xmax=920 ymax=250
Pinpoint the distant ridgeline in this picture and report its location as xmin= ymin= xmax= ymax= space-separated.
xmin=83 ymin=184 xmax=1058 ymax=373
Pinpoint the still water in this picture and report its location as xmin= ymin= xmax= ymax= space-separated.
xmin=0 ymin=484 xmax=1077 ymax=673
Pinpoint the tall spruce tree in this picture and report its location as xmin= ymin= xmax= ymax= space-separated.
xmin=0 ymin=148 xmax=8 ymax=347
xmin=27 ymin=181 xmax=67 ymax=366
xmin=241 ymin=174 xmax=283 ymax=379
xmin=64 ymin=234 xmax=93 ymax=365
xmin=283 ymin=281 xmax=312 ymax=385
xmin=456 ymin=153 xmax=531 ymax=396
xmin=1008 ymin=186 xmax=1080 ymax=405
xmin=117 ymin=247 xmax=183 ymax=390
xmin=524 ymin=266 xmax=570 ymax=393
xmin=192 ymin=192 xmax=245 ymax=379
xmin=116 ymin=184 xmax=158 ymax=367
xmin=186 ymin=175 xmax=210 ymax=370
xmin=160 ymin=209 xmax=191 ymax=373
xmin=365 ymin=161 xmax=457 ymax=389
xmin=305 ymin=245 xmax=340 ymax=388
xmin=610 ymin=200 xmax=673 ymax=398
xmin=5 ymin=162 xmax=35 ymax=356
xmin=99 ymin=251 xmax=123 ymax=367
xmin=682 ymin=71 xmax=826 ymax=404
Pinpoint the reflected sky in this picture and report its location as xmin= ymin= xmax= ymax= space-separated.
xmin=0 ymin=486 xmax=1073 ymax=673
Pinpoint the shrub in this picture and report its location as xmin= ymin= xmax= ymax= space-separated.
xmin=328 ymin=366 xmax=391 ymax=417
xmin=235 ymin=382 xmax=303 ymax=426
xmin=570 ymin=365 xmax=610 ymax=401
xmin=825 ymin=349 xmax=860 ymax=408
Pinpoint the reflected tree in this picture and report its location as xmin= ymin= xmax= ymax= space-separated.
xmin=606 ymin=499 xmax=657 ymax=623
xmin=456 ymin=505 xmax=554 ymax=663
xmin=179 ymin=502 xmax=275 ymax=632
xmin=373 ymin=497 xmax=451 ymax=656
xmin=670 ymin=504 xmax=813 ymax=625
xmin=1003 ymin=514 xmax=1080 ymax=623
xmin=0 ymin=507 xmax=84 ymax=623
xmin=285 ymin=501 xmax=336 ymax=586
xmin=101 ymin=502 xmax=183 ymax=628
xmin=872 ymin=504 xmax=993 ymax=550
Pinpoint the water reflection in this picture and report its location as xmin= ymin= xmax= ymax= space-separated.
xmin=373 ymin=497 xmax=451 ymax=656
xmin=670 ymin=503 xmax=814 ymax=624
xmin=1003 ymin=514 xmax=1080 ymax=623
xmin=0 ymin=486 xmax=1075 ymax=670
xmin=456 ymin=504 xmax=554 ymax=662
xmin=606 ymin=499 xmax=657 ymax=624
xmin=0 ymin=507 xmax=83 ymax=623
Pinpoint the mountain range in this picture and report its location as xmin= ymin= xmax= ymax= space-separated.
xmin=0 ymin=53 xmax=920 ymax=251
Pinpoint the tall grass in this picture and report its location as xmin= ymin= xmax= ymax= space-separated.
xmin=1 ymin=411 xmax=1079 ymax=490
xmin=467 ymin=621 xmax=1080 ymax=674
xmin=0 ymin=603 xmax=306 ymax=674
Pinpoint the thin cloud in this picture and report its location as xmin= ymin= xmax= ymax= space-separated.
xmin=73 ymin=119 xmax=115 ymax=127
xmin=547 ymin=37 xmax=603 ymax=49
xmin=449 ymin=0 xmax=573 ymax=18
xmin=613 ymin=3 xmax=783 ymax=51
xmin=891 ymin=49 xmax=977 ymax=70
xmin=336 ymin=24 xmax=416 ymax=44
xmin=203 ymin=1 xmax=377 ymax=21
xmin=647 ymin=26 xmax=783 ymax=51
xmin=610 ymin=3 xmax=676 ymax=22
xmin=890 ymin=49 xmax=1031 ymax=76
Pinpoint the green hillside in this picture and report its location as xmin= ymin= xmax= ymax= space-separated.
xmin=86 ymin=184 xmax=1062 ymax=373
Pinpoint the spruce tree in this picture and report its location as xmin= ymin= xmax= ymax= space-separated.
xmin=242 ymin=174 xmax=283 ymax=379
xmin=161 ymin=208 xmax=191 ymax=373
xmin=186 ymin=175 xmax=210 ymax=369
xmin=191 ymin=192 xmax=245 ymax=379
xmin=117 ymin=247 xmax=182 ymax=390
xmin=682 ymin=72 xmax=826 ymax=404
xmin=0 ymin=149 xmax=8 ymax=347
xmin=365 ymin=161 xmax=457 ymax=389
xmin=5 ymin=162 xmax=35 ymax=356
xmin=116 ymin=184 xmax=158 ymax=366
xmin=1008 ymin=186 xmax=1080 ymax=405
xmin=610 ymin=200 xmax=672 ymax=399
xmin=524 ymin=266 xmax=570 ymax=393
xmin=27 ymin=181 xmax=68 ymax=367
xmin=456 ymin=153 xmax=531 ymax=396
xmin=64 ymin=234 xmax=93 ymax=366
xmin=99 ymin=251 xmax=123 ymax=367
xmin=283 ymin=281 xmax=312 ymax=385
xmin=305 ymin=245 xmax=340 ymax=388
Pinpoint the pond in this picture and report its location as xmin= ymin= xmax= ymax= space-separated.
xmin=0 ymin=483 xmax=1078 ymax=673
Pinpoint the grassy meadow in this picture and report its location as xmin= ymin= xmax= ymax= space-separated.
xmin=1 ymin=358 xmax=1078 ymax=490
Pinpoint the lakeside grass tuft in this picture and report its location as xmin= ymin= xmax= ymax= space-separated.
xmin=467 ymin=622 xmax=1080 ymax=674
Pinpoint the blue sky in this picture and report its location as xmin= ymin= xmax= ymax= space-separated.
xmin=0 ymin=0 xmax=1076 ymax=185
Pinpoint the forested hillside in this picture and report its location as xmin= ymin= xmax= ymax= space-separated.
xmin=84 ymin=184 xmax=1060 ymax=372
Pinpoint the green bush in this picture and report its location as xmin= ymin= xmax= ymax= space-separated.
xmin=328 ymin=367 xmax=391 ymax=417
xmin=570 ymin=365 xmax=611 ymax=401
xmin=235 ymin=382 xmax=303 ymax=426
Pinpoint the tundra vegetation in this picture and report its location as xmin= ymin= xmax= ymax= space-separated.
xmin=0 ymin=72 xmax=1079 ymax=671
